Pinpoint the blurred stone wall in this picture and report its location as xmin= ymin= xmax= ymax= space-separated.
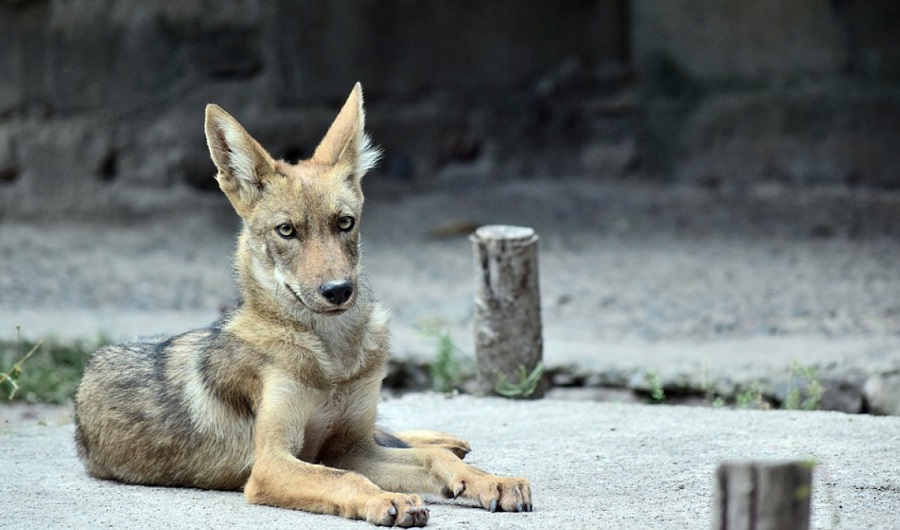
xmin=0 ymin=0 xmax=898 ymax=217
xmin=633 ymin=0 xmax=900 ymax=189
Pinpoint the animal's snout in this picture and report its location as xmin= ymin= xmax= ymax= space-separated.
xmin=319 ymin=280 xmax=354 ymax=306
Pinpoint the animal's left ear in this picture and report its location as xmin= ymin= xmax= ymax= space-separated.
xmin=312 ymin=82 xmax=381 ymax=184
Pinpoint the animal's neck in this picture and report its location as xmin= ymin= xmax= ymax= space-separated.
xmin=229 ymin=231 xmax=375 ymax=380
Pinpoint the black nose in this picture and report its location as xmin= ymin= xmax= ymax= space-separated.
xmin=319 ymin=280 xmax=353 ymax=306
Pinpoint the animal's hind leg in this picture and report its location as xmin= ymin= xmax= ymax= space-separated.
xmin=393 ymin=430 xmax=471 ymax=460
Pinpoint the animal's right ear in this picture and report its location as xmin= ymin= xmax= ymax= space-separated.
xmin=205 ymin=104 xmax=275 ymax=217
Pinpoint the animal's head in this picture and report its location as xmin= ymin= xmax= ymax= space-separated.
xmin=204 ymin=83 xmax=380 ymax=316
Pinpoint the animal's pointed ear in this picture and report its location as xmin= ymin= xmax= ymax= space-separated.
xmin=312 ymin=82 xmax=381 ymax=183
xmin=205 ymin=104 xmax=275 ymax=217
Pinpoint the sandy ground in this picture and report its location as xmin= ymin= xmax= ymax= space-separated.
xmin=3 ymin=394 xmax=900 ymax=529
xmin=2 ymin=179 xmax=899 ymax=391
xmin=2 ymin=179 xmax=900 ymax=527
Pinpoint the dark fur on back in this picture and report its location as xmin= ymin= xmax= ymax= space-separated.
xmin=75 ymin=317 xmax=259 ymax=489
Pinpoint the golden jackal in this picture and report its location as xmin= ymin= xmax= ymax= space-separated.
xmin=74 ymin=83 xmax=531 ymax=527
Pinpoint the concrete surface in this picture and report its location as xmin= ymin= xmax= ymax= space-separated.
xmin=3 ymin=394 xmax=900 ymax=529
xmin=2 ymin=179 xmax=900 ymax=527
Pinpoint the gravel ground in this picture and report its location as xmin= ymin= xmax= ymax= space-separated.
xmin=1 ymin=179 xmax=899 ymax=405
xmin=3 ymin=179 xmax=900 ymax=528
xmin=4 ymin=394 xmax=900 ymax=529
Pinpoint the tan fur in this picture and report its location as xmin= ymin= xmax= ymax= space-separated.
xmin=74 ymin=83 xmax=531 ymax=527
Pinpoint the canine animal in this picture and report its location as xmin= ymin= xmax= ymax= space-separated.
xmin=73 ymin=83 xmax=531 ymax=527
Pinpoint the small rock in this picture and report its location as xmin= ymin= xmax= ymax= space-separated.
xmin=551 ymin=371 xmax=580 ymax=387
xmin=864 ymin=372 xmax=900 ymax=416
xmin=818 ymin=374 xmax=866 ymax=414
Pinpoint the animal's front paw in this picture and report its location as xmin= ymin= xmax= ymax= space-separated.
xmin=453 ymin=475 xmax=532 ymax=513
xmin=365 ymin=493 xmax=429 ymax=527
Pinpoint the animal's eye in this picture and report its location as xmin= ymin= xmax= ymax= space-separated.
xmin=275 ymin=223 xmax=295 ymax=239
xmin=337 ymin=216 xmax=355 ymax=232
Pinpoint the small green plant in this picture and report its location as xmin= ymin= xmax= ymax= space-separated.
xmin=735 ymin=382 xmax=769 ymax=410
xmin=420 ymin=320 xmax=471 ymax=393
xmin=0 ymin=328 xmax=105 ymax=403
xmin=494 ymin=362 xmax=545 ymax=399
xmin=431 ymin=332 xmax=464 ymax=393
xmin=782 ymin=362 xmax=824 ymax=411
xmin=0 ymin=328 xmax=43 ymax=400
xmin=646 ymin=371 xmax=666 ymax=404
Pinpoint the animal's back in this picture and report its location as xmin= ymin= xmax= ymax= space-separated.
xmin=74 ymin=326 xmax=256 ymax=490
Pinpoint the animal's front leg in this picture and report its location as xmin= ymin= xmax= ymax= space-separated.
xmin=339 ymin=444 xmax=533 ymax=513
xmin=247 ymin=378 xmax=429 ymax=527
xmin=245 ymin=453 xmax=428 ymax=527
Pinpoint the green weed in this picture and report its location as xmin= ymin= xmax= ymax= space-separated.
xmin=732 ymin=362 xmax=824 ymax=411
xmin=494 ymin=362 xmax=545 ymax=399
xmin=419 ymin=321 xmax=471 ymax=393
xmin=735 ymin=382 xmax=770 ymax=410
xmin=0 ymin=328 xmax=43 ymax=401
xmin=782 ymin=362 xmax=824 ymax=411
xmin=0 ymin=329 xmax=106 ymax=403
xmin=646 ymin=372 xmax=666 ymax=404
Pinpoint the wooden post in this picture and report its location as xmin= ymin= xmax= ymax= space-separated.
xmin=471 ymin=225 xmax=545 ymax=399
xmin=713 ymin=461 xmax=814 ymax=530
